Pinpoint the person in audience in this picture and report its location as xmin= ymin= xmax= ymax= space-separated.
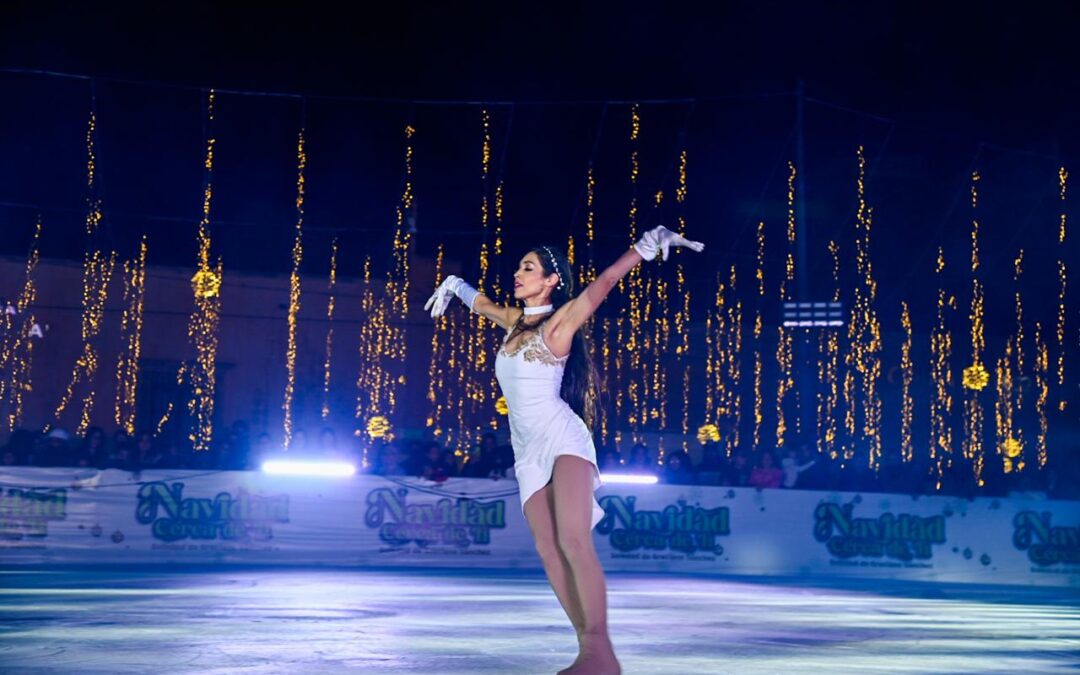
xmin=695 ymin=442 xmax=725 ymax=486
xmin=626 ymin=442 xmax=656 ymax=474
xmin=660 ymin=450 xmax=695 ymax=485
xmin=722 ymin=451 xmax=752 ymax=487
xmin=130 ymin=431 xmax=163 ymax=471
xmin=749 ymin=452 xmax=783 ymax=490
xmin=781 ymin=447 xmax=816 ymax=488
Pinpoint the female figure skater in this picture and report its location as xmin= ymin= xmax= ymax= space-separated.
xmin=424 ymin=225 xmax=704 ymax=674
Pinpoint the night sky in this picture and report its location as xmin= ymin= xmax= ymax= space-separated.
xmin=1 ymin=2 xmax=1076 ymax=339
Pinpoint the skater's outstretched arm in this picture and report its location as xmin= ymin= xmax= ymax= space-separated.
xmin=423 ymin=275 xmax=520 ymax=329
xmin=546 ymin=225 xmax=704 ymax=348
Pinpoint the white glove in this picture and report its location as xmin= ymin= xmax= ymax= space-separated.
xmin=423 ymin=274 xmax=480 ymax=318
xmin=633 ymin=225 xmax=705 ymax=262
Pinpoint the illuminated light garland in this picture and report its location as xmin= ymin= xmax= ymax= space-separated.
xmin=995 ymin=340 xmax=1020 ymax=474
xmin=625 ymin=105 xmax=644 ymax=446
xmin=177 ymin=90 xmax=223 ymax=452
xmin=52 ymin=250 xmax=115 ymax=433
xmin=929 ymin=247 xmax=955 ymax=489
xmin=156 ymin=363 xmax=187 ymax=437
xmin=900 ymin=302 xmax=914 ymax=462
xmin=478 ymin=110 xmax=492 ymax=292
xmin=114 ymin=236 xmax=147 ymax=435
xmin=1034 ymin=322 xmax=1049 ymax=468
xmin=725 ymin=265 xmax=742 ymax=455
xmin=600 ymin=317 xmax=611 ymax=444
xmin=51 ymin=109 xmax=115 ymax=433
xmin=426 ymin=244 xmax=449 ymax=438
xmin=282 ymin=129 xmax=306 ymax=450
xmin=775 ymin=163 xmax=796 ymax=449
xmin=753 ymin=221 xmax=765 ymax=451
xmin=675 ymin=149 xmax=692 ymax=452
xmin=846 ymin=146 xmax=883 ymax=469
xmin=85 ymin=111 xmax=102 ymax=236
xmin=817 ymin=240 xmax=841 ymax=459
xmin=1 ymin=218 xmax=42 ymax=431
xmin=321 ymin=238 xmax=338 ymax=421
xmin=491 ymin=177 xmax=506 ymax=419
xmin=1010 ymin=248 xmax=1026 ymax=470
xmin=495 ymin=180 xmax=504 ymax=259
xmin=963 ymin=171 xmax=986 ymax=484
xmin=1014 ymin=249 xmax=1025 ymax=382
xmin=1056 ymin=168 xmax=1067 ymax=411
xmin=355 ymin=132 xmax=415 ymax=464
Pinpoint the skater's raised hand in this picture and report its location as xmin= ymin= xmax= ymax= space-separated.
xmin=633 ymin=225 xmax=705 ymax=262
xmin=423 ymin=274 xmax=479 ymax=318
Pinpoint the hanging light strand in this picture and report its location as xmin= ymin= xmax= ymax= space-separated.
xmin=753 ymin=221 xmax=765 ymax=451
xmin=1056 ymin=168 xmax=1067 ymax=411
xmin=1 ymin=218 xmax=42 ymax=431
xmin=900 ymin=301 xmax=914 ymax=463
xmin=847 ymin=146 xmax=883 ymax=469
xmin=321 ymin=238 xmax=338 ymax=421
xmin=1034 ymin=322 xmax=1049 ymax=468
xmin=929 ymin=247 xmax=955 ymax=489
xmin=817 ymin=240 xmax=841 ymax=459
xmin=114 ymin=236 xmax=147 ymax=435
xmin=776 ymin=163 xmax=796 ymax=449
xmin=962 ymin=171 xmax=987 ymax=485
xmin=282 ymin=128 xmax=306 ymax=450
xmin=184 ymin=90 xmax=222 ymax=452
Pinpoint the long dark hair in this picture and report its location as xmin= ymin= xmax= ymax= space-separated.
xmin=510 ymin=245 xmax=601 ymax=431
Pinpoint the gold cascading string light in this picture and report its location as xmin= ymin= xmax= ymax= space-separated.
xmin=775 ymin=163 xmax=796 ymax=449
xmin=711 ymin=274 xmax=726 ymax=441
xmin=1006 ymin=248 xmax=1026 ymax=472
xmin=321 ymin=238 xmax=338 ymax=421
xmin=753 ymin=221 xmax=765 ymax=451
xmin=1056 ymin=168 xmax=1067 ymax=411
xmin=51 ymin=110 xmax=115 ymax=434
xmin=900 ymin=301 xmax=914 ymax=463
xmin=625 ymin=105 xmax=645 ymax=447
xmin=114 ymin=236 xmax=147 ymax=435
xmin=847 ymin=146 xmax=883 ymax=469
xmin=962 ymin=171 xmax=987 ymax=485
xmin=725 ymin=265 xmax=742 ymax=454
xmin=995 ymin=339 xmax=1020 ymax=474
xmin=929 ymin=247 xmax=955 ymax=489
xmin=612 ymin=104 xmax=642 ymax=451
xmin=356 ymin=126 xmax=414 ymax=445
xmin=817 ymin=240 xmax=840 ymax=459
xmin=1 ymin=218 xmax=42 ymax=431
xmin=581 ymin=165 xmax=597 ymax=288
xmin=282 ymin=128 xmax=306 ymax=450
xmin=462 ymin=109 xmax=495 ymax=457
xmin=426 ymin=244 xmax=449 ymax=438
xmin=174 ymin=90 xmax=222 ymax=450
xmin=1034 ymin=322 xmax=1049 ymax=468
xmin=675 ymin=150 xmax=693 ymax=452
xmin=491 ymin=177 xmax=507 ymax=422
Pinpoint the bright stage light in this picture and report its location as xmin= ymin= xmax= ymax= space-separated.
xmin=261 ymin=460 xmax=356 ymax=477
xmin=600 ymin=473 xmax=659 ymax=485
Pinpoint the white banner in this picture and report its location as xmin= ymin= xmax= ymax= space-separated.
xmin=1 ymin=467 xmax=1076 ymax=587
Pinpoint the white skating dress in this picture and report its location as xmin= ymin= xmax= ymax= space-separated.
xmin=494 ymin=322 xmax=605 ymax=530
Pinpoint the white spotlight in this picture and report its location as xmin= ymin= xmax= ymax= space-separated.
xmin=261 ymin=460 xmax=356 ymax=477
xmin=600 ymin=473 xmax=659 ymax=485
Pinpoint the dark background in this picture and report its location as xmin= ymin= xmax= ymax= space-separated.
xmin=0 ymin=1 xmax=1076 ymax=336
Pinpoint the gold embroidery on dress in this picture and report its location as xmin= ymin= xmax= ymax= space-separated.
xmin=498 ymin=328 xmax=567 ymax=366
xmin=522 ymin=342 xmax=565 ymax=366
xmin=499 ymin=331 xmax=534 ymax=359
